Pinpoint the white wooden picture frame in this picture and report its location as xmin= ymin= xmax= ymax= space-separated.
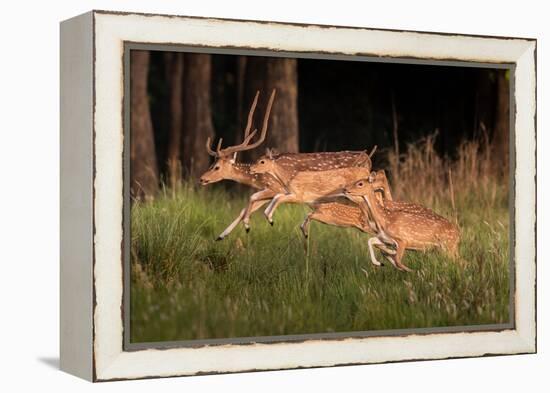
xmin=60 ymin=10 xmax=536 ymax=381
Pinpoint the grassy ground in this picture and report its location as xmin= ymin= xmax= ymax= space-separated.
xmin=130 ymin=167 xmax=510 ymax=342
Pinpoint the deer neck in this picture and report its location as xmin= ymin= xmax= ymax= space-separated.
xmin=270 ymin=163 xmax=293 ymax=187
xmin=360 ymin=186 xmax=389 ymax=233
xmin=229 ymin=163 xmax=261 ymax=188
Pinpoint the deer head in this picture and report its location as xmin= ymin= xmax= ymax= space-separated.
xmin=199 ymin=89 xmax=276 ymax=185
xmin=343 ymin=172 xmax=378 ymax=200
xmin=249 ymin=148 xmax=279 ymax=175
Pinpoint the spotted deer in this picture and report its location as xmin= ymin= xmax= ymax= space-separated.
xmin=343 ymin=172 xmax=460 ymax=272
xmin=249 ymin=149 xmax=387 ymax=224
xmin=199 ymin=89 xmax=385 ymax=240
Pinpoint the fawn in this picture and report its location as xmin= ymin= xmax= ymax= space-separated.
xmin=343 ymin=172 xmax=460 ymax=272
xmin=250 ymin=148 xmax=380 ymax=224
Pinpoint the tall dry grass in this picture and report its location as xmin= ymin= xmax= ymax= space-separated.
xmin=386 ymin=132 xmax=507 ymax=219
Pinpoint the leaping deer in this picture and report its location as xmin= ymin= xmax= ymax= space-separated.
xmin=301 ymin=170 xmax=445 ymax=270
xmin=343 ymin=172 xmax=460 ymax=272
xmin=199 ymin=89 xmax=384 ymax=240
xmin=249 ymin=148 xmax=388 ymax=225
xmin=199 ymin=90 xmax=283 ymax=240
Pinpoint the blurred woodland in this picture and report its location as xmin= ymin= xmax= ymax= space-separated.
xmin=130 ymin=50 xmax=510 ymax=199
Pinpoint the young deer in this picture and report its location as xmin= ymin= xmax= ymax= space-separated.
xmin=199 ymin=89 xmax=382 ymax=239
xmin=343 ymin=172 xmax=460 ymax=272
xmin=249 ymin=149 xmax=382 ymax=224
xmin=301 ymin=171 xmax=441 ymax=271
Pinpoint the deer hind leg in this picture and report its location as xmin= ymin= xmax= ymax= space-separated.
xmin=264 ymin=193 xmax=299 ymax=224
xmin=300 ymin=212 xmax=313 ymax=239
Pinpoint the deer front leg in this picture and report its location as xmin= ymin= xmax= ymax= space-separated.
xmin=367 ymin=236 xmax=400 ymax=268
xmin=217 ymin=190 xmax=274 ymax=240
xmin=216 ymin=199 xmax=272 ymax=240
xmin=217 ymin=208 xmax=247 ymax=241
xmin=242 ymin=189 xmax=277 ymax=230
xmin=241 ymin=199 xmax=270 ymax=232
xmin=367 ymin=237 xmax=388 ymax=267
xmin=264 ymin=193 xmax=300 ymax=225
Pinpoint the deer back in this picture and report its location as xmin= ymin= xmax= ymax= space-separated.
xmin=286 ymin=166 xmax=372 ymax=202
xmin=384 ymin=208 xmax=459 ymax=250
xmin=273 ymin=150 xmax=372 ymax=180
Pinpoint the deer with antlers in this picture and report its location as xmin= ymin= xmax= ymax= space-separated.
xmin=199 ymin=89 xmax=384 ymax=240
xmin=343 ymin=172 xmax=460 ymax=272
xmin=199 ymin=90 xmax=283 ymax=240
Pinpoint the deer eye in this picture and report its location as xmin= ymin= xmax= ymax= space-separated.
xmin=260 ymin=160 xmax=265 ymax=164
xmin=357 ymin=182 xmax=364 ymax=187
xmin=214 ymin=166 xmax=220 ymax=171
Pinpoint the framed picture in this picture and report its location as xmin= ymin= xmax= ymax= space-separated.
xmin=60 ymin=10 xmax=537 ymax=381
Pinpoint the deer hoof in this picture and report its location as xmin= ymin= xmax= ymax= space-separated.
xmin=245 ymin=227 xmax=250 ymax=233
xmin=269 ymin=221 xmax=274 ymax=226
xmin=216 ymin=236 xmax=224 ymax=241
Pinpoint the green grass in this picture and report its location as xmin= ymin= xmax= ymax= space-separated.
xmin=130 ymin=182 xmax=510 ymax=343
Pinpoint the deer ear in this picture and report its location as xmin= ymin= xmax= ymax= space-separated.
xmin=368 ymin=171 xmax=377 ymax=183
xmin=352 ymin=150 xmax=372 ymax=169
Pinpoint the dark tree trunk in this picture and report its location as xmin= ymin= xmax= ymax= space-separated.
xmin=130 ymin=50 xmax=158 ymax=199
xmin=493 ymin=70 xmax=510 ymax=175
xmin=181 ymin=53 xmax=215 ymax=177
xmin=473 ymin=70 xmax=495 ymax=138
xmin=163 ymin=52 xmax=184 ymax=186
xmin=241 ymin=57 xmax=299 ymax=160
xmin=236 ymin=56 xmax=247 ymax=136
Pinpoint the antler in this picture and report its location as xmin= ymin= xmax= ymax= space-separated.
xmin=204 ymin=89 xmax=276 ymax=158
xmin=368 ymin=145 xmax=378 ymax=158
xmin=220 ymin=89 xmax=276 ymax=156
xmin=205 ymin=137 xmax=217 ymax=157
xmin=244 ymin=91 xmax=260 ymax=140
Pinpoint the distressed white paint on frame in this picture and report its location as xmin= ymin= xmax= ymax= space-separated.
xmin=92 ymin=11 xmax=536 ymax=381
